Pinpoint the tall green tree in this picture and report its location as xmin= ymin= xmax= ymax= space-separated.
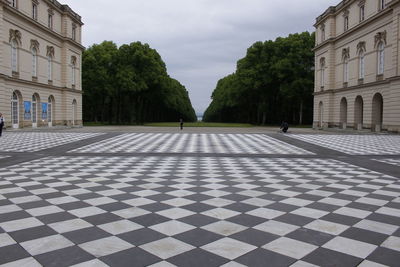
xmin=203 ymin=32 xmax=315 ymax=125
xmin=82 ymin=41 xmax=196 ymax=124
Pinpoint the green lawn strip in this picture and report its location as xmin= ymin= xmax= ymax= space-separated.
xmin=144 ymin=122 xmax=253 ymax=127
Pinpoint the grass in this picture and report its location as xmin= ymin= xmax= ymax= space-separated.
xmin=83 ymin=121 xmax=311 ymax=128
xmin=144 ymin=122 xmax=254 ymax=127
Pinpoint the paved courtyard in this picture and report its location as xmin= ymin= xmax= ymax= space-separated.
xmin=0 ymin=129 xmax=399 ymax=267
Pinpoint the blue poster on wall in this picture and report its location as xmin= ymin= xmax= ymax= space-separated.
xmin=24 ymin=101 xmax=31 ymax=120
xmin=42 ymin=103 xmax=48 ymax=120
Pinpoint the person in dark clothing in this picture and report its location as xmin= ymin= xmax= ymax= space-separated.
xmin=0 ymin=113 xmax=4 ymax=137
xmin=180 ymin=118 xmax=183 ymax=130
xmin=280 ymin=121 xmax=289 ymax=133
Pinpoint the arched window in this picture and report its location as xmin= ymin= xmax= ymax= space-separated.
xmin=11 ymin=92 xmax=19 ymax=128
xmin=359 ymin=50 xmax=365 ymax=79
xmin=11 ymin=40 xmax=18 ymax=72
xmin=32 ymin=48 xmax=37 ymax=77
xmin=343 ymin=56 xmax=349 ymax=83
xmin=47 ymin=55 xmax=52 ymax=81
xmin=32 ymin=94 xmax=37 ymax=126
xmin=380 ymin=0 xmax=385 ymax=10
xmin=320 ymin=58 xmax=325 ymax=88
xmin=71 ymin=57 xmax=76 ymax=86
xmin=48 ymin=96 xmax=53 ymax=124
xmin=378 ymin=42 xmax=385 ymax=75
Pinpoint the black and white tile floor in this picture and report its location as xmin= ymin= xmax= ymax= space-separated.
xmin=288 ymin=134 xmax=400 ymax=155
xmin=0 ymin=132 xmax=103 ymax=152
xmin=71 ymin=134 xmax=312 ymax=155
xmin=0 ymin=132 xmax=399 ymax=267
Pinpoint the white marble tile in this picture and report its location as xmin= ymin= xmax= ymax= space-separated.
xmin=98 ymin=220 xmax=143 ymax=235
xmin=202 ymin=221 xmax=247 ymax=236
xmin=201 ymin=237 xmax=256 ymax=260
xmin=49 ymin=219 xmax=92 ymax=233
xmin=323 ymin=236 xmax=377 ymax=258
xmin=150 ymin=220 xmax=195 ymax=236
xmin=80 ymin=236 xmax=134 ymax=257
xmin=140 ymin=237 xmax=195 ymax=260
xmin=20 ymin=234 xmax=74 ymax=256
xmin=304 ymin=220 xmax=349 ymax=235
xmin=254 ymin=220 xmax=299 ymax=236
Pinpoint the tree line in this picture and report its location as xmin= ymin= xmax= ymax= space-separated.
xmin=82 ymin=41 xmax=197 ymax=124
xmin=203 ymin=32 xmax=315 ymax=125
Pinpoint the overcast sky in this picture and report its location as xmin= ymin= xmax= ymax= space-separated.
xmin=62 ymin=0 xmax=339 ymax=114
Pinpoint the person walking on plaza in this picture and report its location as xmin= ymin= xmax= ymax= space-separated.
xmin=0 ymin=113 xmax=4 ymax=137
xmin=180 ymin=118 xmax=183 ymax=130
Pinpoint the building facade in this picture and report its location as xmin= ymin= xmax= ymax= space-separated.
xmin=314 ymin=0 xmax=400 ymax=132
xmin=0 ymin=0 xmax=83 ymax=128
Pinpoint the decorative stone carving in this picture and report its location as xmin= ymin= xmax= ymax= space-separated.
xmin=71 ymin=56 xmax=77 ymax=64
xmin=32 ymin=0 xmax=39 ymax=5
xmin=47 ymin=46 xmax=55 ymax=57
xmin=358 ymin=0 xmax=366 ymax=6
xmin=342 ymin=9 xmax=349 ymax=17
xmin=374 ymin=31 xmax=387 ymax=47
xmin=48 ymin=8 xmax=54 ymax=15
xmin=30 ymin=39 xmax=40 ymax=51
xmin=320 ymin=57 xmax=326 ymax=67
xmin=342 ymin=47 xmax=350 ymax=60
xmin=357 ymin=41 xmax=366 ymax=53
xmin=9 ymin=29 xmax=21 ymax=45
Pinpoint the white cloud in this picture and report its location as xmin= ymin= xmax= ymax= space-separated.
xmin=62 ymin=0 xmax=339 ymax=113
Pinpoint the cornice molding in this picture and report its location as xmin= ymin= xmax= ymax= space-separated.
xmin=3 ymin=5 xmax=85 ymax=50
xmin=314 ymin=7 xmax=392 ymax=50
xmin=0 ymin=73 xmax=82 ymax=94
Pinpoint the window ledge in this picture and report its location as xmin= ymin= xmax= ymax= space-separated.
xmin=343 ymin=82 xmax=348 ymax=88
xmin=32 ymin=76 xmax=38 ymax=82
xmin=376 ymin=74 xmax=384 ymax=81
xmin=48 ymin=80 xmax=53 ymax=85
xmin=12 ymin=71 xmax=19 ymax=78
xmin=358 ymin=78 xmax=364 ymax=85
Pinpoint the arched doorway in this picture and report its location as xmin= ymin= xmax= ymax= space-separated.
xmin=318 ymin=101 xmax=324 ymax=128
xmin=32 ymin=94 xmax=39 ymax=128
xmin=72 ymin=99 xmax=77 ymax=126
xmin=48 ymin=96 xmax=54 ymax=127
xmin=340 ymin=97 xmax=348 ymax=129
xmin=372 ymin=93 xmax=383 ymax=132
xmin=354 ymin=96 xmax=364 ymax=130
xmin=11 ymin=92 xmax=19 ymax=129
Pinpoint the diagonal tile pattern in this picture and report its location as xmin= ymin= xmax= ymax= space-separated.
xmin=70 ymin=133 xmax=313 ymax=154
xmin=288 ymin=134 xmax=400 ymax=155
xmin=0 ymin=132 xmax=103 ymax=152
xmin=0 ymin=149 xmax=399 ymax=266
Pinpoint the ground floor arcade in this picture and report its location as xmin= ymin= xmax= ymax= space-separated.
xmin=0 ymin=78 xmax=82 ymax=128
xmin=313 ymin=79 xmax=400 ymax=133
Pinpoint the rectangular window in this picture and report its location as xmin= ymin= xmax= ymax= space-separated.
xmin=32 ymin=3 xmax=38 ymax=20
xmin=344 ymin=16 xmax=349 ymax=31
xmin=48 ymin=14 xmax=53 ymax=29
xmin=380 ymin=0 xmax=385 ymax=10
xmin=72 ymin=26 xmax=76 ymax=41
xmin=321 ymin=28 xmax=325 ymax=42
xmin=11 ymin=0 xmax=17 ymax=8
xmin=360 ymin=5 xmax=365 ymax=22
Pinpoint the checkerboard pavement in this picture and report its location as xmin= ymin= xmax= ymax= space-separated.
xmin=288 ymin=134 xmax=400 ymax=155
xmin=1 ymin=155 xmax=399 ymax=266
xmin=375 ymin=158 xmax=400 ymax=167
xmin=0 ymin=132 xmax=103 ymax=152
xmin=70 ymin=133 xmax=313 ymax=155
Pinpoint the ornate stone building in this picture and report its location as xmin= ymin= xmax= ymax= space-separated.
xmin=314 ymin=0 xmax=400 ymax=132
xmin=0 ymin=0 xmax=83 ymax=128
